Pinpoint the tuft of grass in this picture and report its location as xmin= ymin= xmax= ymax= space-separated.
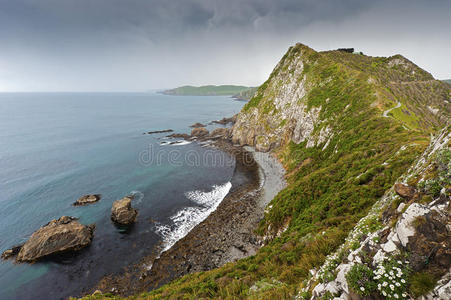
xmin=409 ymin=272 xmax=438 ymax=297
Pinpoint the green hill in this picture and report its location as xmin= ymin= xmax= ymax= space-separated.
xmin=162 ymin=85 xmax=253 ymax=96
xmin=82 ymin=44 xmax=450 ymax=299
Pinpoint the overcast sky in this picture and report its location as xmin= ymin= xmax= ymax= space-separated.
xmin=0 ymin=0 xmax=449 ymax=92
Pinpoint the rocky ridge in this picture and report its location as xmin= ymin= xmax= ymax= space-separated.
xmin=302 ymin=127 xmax=450 ymax=299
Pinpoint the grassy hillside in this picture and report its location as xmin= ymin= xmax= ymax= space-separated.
xmin=82 ymin=44 xmax=450 ymax=299
xmin=162 ymin=85 xmax=253 ymax=96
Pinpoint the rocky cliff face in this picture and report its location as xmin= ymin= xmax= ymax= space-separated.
xmin=231 ymin=44 xmax=450 ymax=152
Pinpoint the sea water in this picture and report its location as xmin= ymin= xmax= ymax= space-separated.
xmin=0 ymin=92 xmax=245 ymax=299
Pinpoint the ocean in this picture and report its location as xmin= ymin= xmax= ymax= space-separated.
xmin=0 ymin=92 xmax=245 ymax=299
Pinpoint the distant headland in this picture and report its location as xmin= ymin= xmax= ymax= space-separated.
xmin=160 ymin=85 xmax=257 ymax=100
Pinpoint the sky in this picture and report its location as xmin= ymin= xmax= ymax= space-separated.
xmin=0 ymin=0 xmax=450 ymax=92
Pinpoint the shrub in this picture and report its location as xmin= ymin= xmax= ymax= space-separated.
xmin=345 ymin=264 xmax=377 ymax=296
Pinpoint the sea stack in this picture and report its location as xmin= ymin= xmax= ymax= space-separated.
xmin=111 ymin=196 xmax=138 ymax=225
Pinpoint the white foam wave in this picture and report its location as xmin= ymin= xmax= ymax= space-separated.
xmin=170 ymin=140 xmax=191 ymax=146
xmin=155 ymin=182 xmax=232 ymax=252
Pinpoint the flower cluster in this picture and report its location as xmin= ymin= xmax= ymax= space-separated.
xmin=374 ymin=258 xmax=410 ymax=299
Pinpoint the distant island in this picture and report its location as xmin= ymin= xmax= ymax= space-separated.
xmin=161 ymin=85 xmax=256 ymax=100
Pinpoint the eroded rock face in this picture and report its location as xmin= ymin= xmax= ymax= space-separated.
xmin=73 ymin=194 xmax=101 ymax=206
xmin=16 ymin=216 xmax=95 ymax=262
xmin=191 ymin=127 xmax=209 ymax=137
xmin=111 ymin=197 xmax=138 ymax=225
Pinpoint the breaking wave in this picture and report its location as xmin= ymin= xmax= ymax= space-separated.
xmin=155 ymin=181 xmax=232 ymax=252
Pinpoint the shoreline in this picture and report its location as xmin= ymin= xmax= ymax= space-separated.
xmin=91 ymin=138 xmax=286 ymax=297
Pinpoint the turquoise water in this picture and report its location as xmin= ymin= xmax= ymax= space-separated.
xmin=0 ymin=92 xmax=245 ymax=299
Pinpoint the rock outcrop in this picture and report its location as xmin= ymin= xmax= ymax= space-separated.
xmin=303 ymin=127 xmax=451 ymax=299
xmin=189 ymin=122 xmax=206 ymax=128
xmin=111 ymin=197 xmax=138 ymax=225
xmin=190 ymin=127 xmax=209 ymax=137
xmin=73 ymin=194 xmax=101 ymax=206
xmin=14 ymin=216 xmax=95 ymax=262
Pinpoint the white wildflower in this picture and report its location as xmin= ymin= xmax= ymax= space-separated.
xmin=390 ymin=284 xmax=395 ymax=290
xmin=360 ymin=287 xmax=365 ymax=292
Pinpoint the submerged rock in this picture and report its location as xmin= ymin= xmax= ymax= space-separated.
xmin=111 ymin=197 xmax=138 ymax=225
xmin=15 ymin=216 xmax=95 ymax=262
xmin=191 ymin=127 xmax=209 ymax=137
xmin=73 ymin=194 xmax=101 ymax=206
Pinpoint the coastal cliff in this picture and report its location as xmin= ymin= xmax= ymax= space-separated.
xmin=81 ymin=44 xmax=450 ymax=299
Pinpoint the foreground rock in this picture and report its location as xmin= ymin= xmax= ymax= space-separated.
xmin=73 ymin=194 xmax=101 ymax=206
xmin=111 ymin=197 xmax=138 ymax=225
xmin=14 ymin=216 xmax=95 ymax=262
xmin=191 ymin=127 xmax=209 ymax=137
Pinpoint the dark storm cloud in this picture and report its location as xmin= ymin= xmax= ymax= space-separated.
xmin=0 ymin=0 xmax=449 ymax=91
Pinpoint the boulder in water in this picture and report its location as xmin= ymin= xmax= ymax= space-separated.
xmin=73 ymin=194 xmax=101 ymax=206
xmin=15 ymin=216 xmax=95 ymax=262
xmin=111 ymin=197 xmax=138 ymax=225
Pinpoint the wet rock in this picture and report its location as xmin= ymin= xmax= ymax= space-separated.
xmin=1 ymin=245 xmax=22 ymax=260
xmin=73 ymin=194 xmax=101 ymax=206
xmin=16 ymin=216 xmax=95 ymax=262
xmin=394 ymin=183 xmax=417 ymax=199
xmin=146 ymin=129 xmax=173 ymax=135
xmin=191 ymin=127 xmax=209 ymax=137
xmin=111 ymin=197 xmax=138 ymax=225
xmin=166 ymin=133 xmax=190 ymax=139
xmin=189 ymin=122 xmax=206 ymax=128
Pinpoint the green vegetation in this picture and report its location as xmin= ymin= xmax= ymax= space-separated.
xmin=409 ymin=272 xmax=438 ymax=297
xmin=81 ymin=44 xmax=450 ymax=299
xmin=162 ymin=85 xmax=254 ymax=96
xmin=346 ymin=264 xmax=377 ymax=296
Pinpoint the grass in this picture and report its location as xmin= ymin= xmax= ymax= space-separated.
xmin=409 ymin=272 xmax=438 ymax=297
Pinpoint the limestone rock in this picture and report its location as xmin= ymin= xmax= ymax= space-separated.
xmin=16 ymin=216 xmax=95 ymax=262
xmin=111 ymin=197 xmax=138 ymax=225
